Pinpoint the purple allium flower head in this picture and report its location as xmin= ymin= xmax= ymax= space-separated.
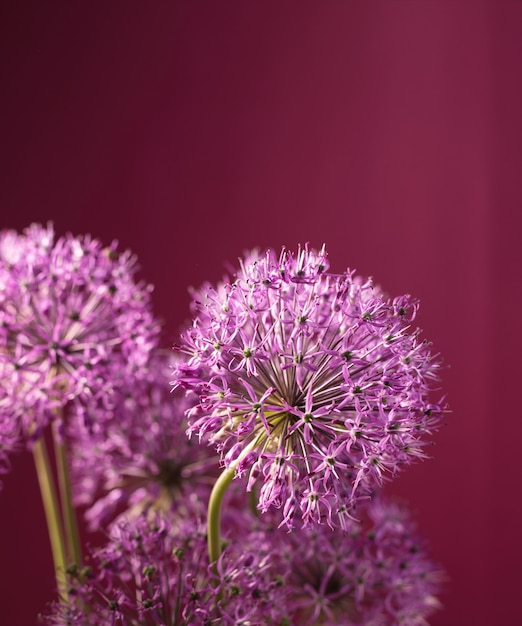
xmin=42 ymin=510 xmax=290 ymax=626
xmin=69 ymin=352 xmax=220 ymax=530
xmin=43 ymin=499 xmax=442 ymax=626
xmin=276 ymin=498 xmax=443 ymax=625
xmin=0 ymin=223 xmax=159 ymax=441
xmin=172 ymin=245 xmax=444 ymax=529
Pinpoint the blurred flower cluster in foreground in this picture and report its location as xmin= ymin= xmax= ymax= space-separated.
xmin=0 ymin=225 xmax=446 ymax=625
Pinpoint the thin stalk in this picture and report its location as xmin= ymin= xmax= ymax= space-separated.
xmin=207 ymin=438 xmax=260 ymax=571
xmin=52 ymin=421 xmax=82 ymax=567
xmin=207 ymin=466 xmax=236 ymax=569
xmin=33 ymin=436 xmax=68 ymax=601
xmin=248 ymin=487 xmax=259 ymax=516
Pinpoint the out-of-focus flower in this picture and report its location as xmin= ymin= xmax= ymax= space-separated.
xmin=276 ymin=497 xmax=443 ymax=625
xmin=43 ymin=497 xmax=442 ymax=626
xmin=42 ymin=510 xmax=290 ymax=626
xmin=0 ymin=223 xmax=159 ymax=441
xmin=173 ymin=245 xmax=444 ymax=528
xmin=69 ymin=352 xmax=220 ymax=530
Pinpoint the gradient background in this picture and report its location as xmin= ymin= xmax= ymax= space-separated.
xmin=1 ymin=2 xmax=521 ymax=625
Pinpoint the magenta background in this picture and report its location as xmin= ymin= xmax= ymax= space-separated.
xmin=1 ymin=2 xmax=521 ymax=625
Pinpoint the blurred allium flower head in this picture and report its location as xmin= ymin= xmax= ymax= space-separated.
xmin=280 ymin=498 xmax=443 ymax=625
xmin=69 ymin=352 xmax=220 ymax=530
xmin=173 ymin=245 xmax=444 ymax=528
xmin=44 ymin=510 xmax=290 ymax=626
xmin=0 ymin=223 xmax=159 ymax=440
xmin=45 ymin=499 xmax=442 ymax=626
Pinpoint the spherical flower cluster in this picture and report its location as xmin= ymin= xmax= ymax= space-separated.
xmin=173 ymin=245 xmax=444 ymax=528
xmin=43 ymin=498 xmax=442 ymax=626
xmin=0 ymin=223 xmax=159 ymax=441
xmin=69 ymin=352 xmax=220 ymax=530
xmin=43 ymin=511 xmax=290 ymax=626
xmin=279 ymin=498 xmax=443 ymax=625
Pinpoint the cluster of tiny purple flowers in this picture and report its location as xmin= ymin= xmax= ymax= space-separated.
xmin=173 ymin=245 xmax=444 ymax=529
xmin=0 ymin=223 xmax=159 ymax=446
xmin=68 ymin=351 xmax=219 ymax=530
xmin=44 ymin=499 xmax=442 ymax=626
xmin=43 ymin=510 xmax=291 ymax=626
xmin=279 ymin=498 xmax=443 ymax=625
xmin=0 ymin=227 xmax=446 ymax=625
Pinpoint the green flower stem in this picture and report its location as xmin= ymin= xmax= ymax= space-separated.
xmin=248 ymin=487 xmax=259 ymax=516
xmin=52 ymin=421 xmax=82 ymax=567
xmin=33 ymin=436 xmax=68 ymax=601
xmin=207 ymin=438 xmax=260 ymax=570
xmin=207 ymin=466 xmax=236 ymax=569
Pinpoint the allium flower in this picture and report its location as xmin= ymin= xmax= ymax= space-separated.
xmin=69 ymin=352 xmax=220 ymax=530
xmin=173 ymin=246 xmax=444 ymax=528
xmin=42 ymin=510 xmax=290 ymax=626
xmin=43 ymin=498 xmax=442 ymax=626
xmin=0 ymin=223 xmax=159 ymax=440
xmin=279 ymin=498 xmax=443 ymax=625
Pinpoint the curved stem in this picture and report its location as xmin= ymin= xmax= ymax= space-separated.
xmin=207 ymin=466 xmax=236 ymax=568
xmin=52 ymin=422 xmax=82 ymax=566
xmin=207 ymin=438 xmax=261 ymax=571
xmin=33 ymin=436 xmax=68 ymax=601
xmin=248 ymin=486 xmax=259 ymax=516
